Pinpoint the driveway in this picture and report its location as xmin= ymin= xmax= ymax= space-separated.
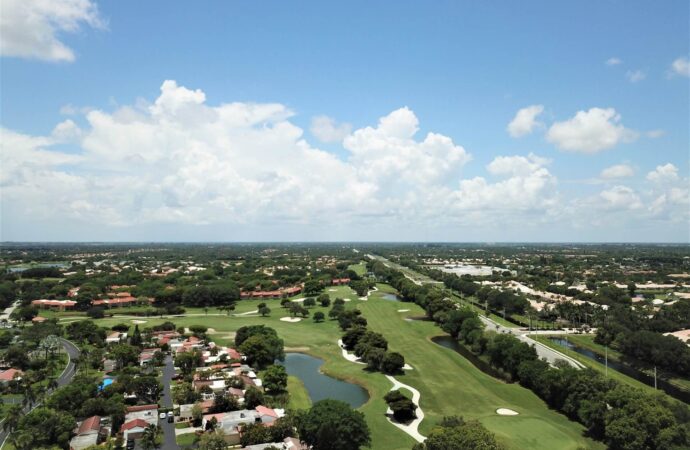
xmin=158 ymin=354 xmax=179 ymax=450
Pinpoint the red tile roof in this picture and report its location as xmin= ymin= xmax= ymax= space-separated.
xmin=121 ymin=418 xmax=149 ymax=432
xmin=126 ymin=404 xmax=158 ymax=413
xmin=31 ymin=299 xmax=77 ymax=307
xmin=77 ymin=415 xmax=101 ymax=435
xmin=256 ymin=406 xmax=278 ymax=418
xmin=0 ymin=368 xmax=22 ymax=381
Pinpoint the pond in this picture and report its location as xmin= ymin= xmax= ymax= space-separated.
xmin=548 ymin=338 xmax=690 ymax=403
xmin=280 ymin=353 xmax=369 ymax=408
xmin=432 ymin=335 xmax=504 ymax=379
xmin=381 ymin=293 xmax=401 ymax=302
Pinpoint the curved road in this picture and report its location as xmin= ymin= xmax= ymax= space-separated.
xmin=0 ymin=338 xmax=81 ymax=448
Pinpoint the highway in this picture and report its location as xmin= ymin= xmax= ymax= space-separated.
xmin=368 ymin=253 xmax=584 ymax=369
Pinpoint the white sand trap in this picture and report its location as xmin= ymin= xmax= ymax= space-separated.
xmin=398 ymin=309 xmax=410 ymax=312
xmin=403 ymin=364 xmax=413 ymax=370
xmin=337 ymin=339 xmax=365 ymax=364
xmin=280 ymin=317 xmax=302 ymax=323
xmin=328 ymin=289 xmax=337 ymax=292
xmin=131 ymin=320 xmax=147 ymax=324
xmin=496 ymin=408 xmax=519 ymax=416
xmin=342 ymin=298 xmax=351 ymax=302
xmin=234 ymin=310 xmax=258 ymax=316
xmin=358 ymin=297 xmax=368 ymax=301
xmin=291 ymin=298 xmax=305 ymax=303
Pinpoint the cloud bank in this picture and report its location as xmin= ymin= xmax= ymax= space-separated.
xmin=1 ymin=80 xmax=687 ymax=240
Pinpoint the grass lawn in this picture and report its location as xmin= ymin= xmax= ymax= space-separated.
xmin=77 ymin=286 xmax=602 ymax=450
xmin=287 ymin=375 xmax=312 ymax=410
xmin=176 ymin=432 xmax=198 ymax=447
xmin=449 ymin=294 xmax=520 ymax=329
xmin=348 ymin=262 xmax=367 ymax=276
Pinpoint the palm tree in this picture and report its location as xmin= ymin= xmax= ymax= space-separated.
xmin=3 ymin=404 xmax=23 ymax=433
xmin=47 ymin=376 xmax=59 ymax=392
xmin=141 ymin=424 xmax=159 ymax=450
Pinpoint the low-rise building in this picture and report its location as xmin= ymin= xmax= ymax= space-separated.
xmin=69 ymin=415 xmax=101 ymax=450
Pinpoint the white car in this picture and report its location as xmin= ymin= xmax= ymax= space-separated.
xmin=159 ymin=412 xmax=166 ymax=420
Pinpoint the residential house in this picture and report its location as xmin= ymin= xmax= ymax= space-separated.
xmin=121 ymin=404 xmax=158 ymax=441
xmin=243 ymin=437 xmax=306 ymax=450
xmin=139 ymin=348 xmax=158 ymax=366
xmin=31 ymin=299 xmax=77 ymax=311
xmin=105 ymin=332 xmax=127 ymax=344
xmin=0 ymin=368 xmax=22 ymax=384
xmin=201 ymin=407 xmax=282 ymax=445
xmin=69 ymin=415 xmax=101 ymax=450
xmin=178 ymin=399 xmax=214 ymax=422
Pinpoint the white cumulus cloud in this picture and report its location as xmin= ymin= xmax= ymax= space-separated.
xmin=546 ymin=107 xmax=638 ymax=153
xmin=507 ymin=105 xmax=544 ymax=137
xmin=600 ymin=164 xmax=634 ymax=179
xmin=310 ymin=115 xmax=352 ymax=143
xmin=0 ymin=0 xmax=104 ymax=62
xmin=670 ymin=56 xmax=690 ymax=77
xmin=646 ymin=163 xmax=679 ymax=184
xmin=626 ymin=70 xmax=646 ymax=83
xmin=606 ymin=57 xmax=622 ymax=66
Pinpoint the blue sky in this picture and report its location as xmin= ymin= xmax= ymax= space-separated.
xmin=1 ymin=0 xmax=688 ymax=242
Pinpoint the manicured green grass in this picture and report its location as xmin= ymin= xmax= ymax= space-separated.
xmin=176 ymin=432 xmax=198 ymax=447
xmin=449 ymin=294 xmax=520 ymax=329
xmin=360 ymin=290 xmax=602 ymax=450
xmin=78 ymin=286 xmax=602 ymax=450
xmin=348 ymin=262 xmax=367 ymax=276
xmin=287 ymin=375 xmax=312 ymax=410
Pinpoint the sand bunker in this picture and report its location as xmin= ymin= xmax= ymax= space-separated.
xmin=398 ymin=309 xmax=410 ymax=312
xmin=403 ymin=364 xmax=413 ymax=370
xmin=280 ymin=317 xmax=302 ymax=323
xmin=496 ymin=408 xmax=519 ymax=416
xmin=328 ymin=289 xmax=337 ymax=292
xmin=291 ymin=298 xmax=305 ymax=303
xmin=131 ymin=320 xmax=147 ymax=324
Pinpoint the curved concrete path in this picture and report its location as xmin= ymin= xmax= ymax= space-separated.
xmin=337 ymin=339 xmax=365 ymax=364
xmin=336 ymin=340 xmax=425 ymax=443
xmin=385 ymin=375 xmax=425 ymax=443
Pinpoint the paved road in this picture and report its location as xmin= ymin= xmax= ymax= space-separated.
xmin=158 ymin=355 xmax=179 ymax=450
xmin=368 ymin=253 xmax=585 ymax=369
xmin=479 ymin=316 xmax=584 ymax=368
xmin=0 ymin=338 xmax=81 ymax=448
xmin=0 ymin=301 xmax=19 ymax=322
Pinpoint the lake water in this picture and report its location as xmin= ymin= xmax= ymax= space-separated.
xmin=280 ymin=353 xmax=369 ymax=408
xmin=381 ymin=293 xmax=401 ymax=302
xmin=548 ymin=337 xmax=690 ymax=403
xmin=432 ymin=335 xmax=504 ymax=379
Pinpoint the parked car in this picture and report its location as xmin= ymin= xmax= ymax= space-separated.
xmin=159 ymin=412 xmax=166 ymax=420
xmin=167 ymin=411 xmax=174 ymax=423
